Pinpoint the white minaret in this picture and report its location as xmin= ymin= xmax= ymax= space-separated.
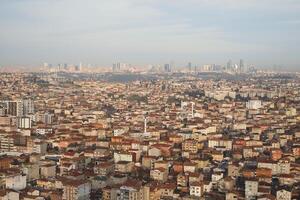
xmin=144 ymin=116 xmax=147 ymax=133
xmin=191 ymin=102 xmax=195 ymax=118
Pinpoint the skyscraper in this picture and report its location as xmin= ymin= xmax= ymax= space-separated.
xmin=240 ymin=59 xmax=244 ymax=73
xmin=79 ymin=62 xmax=83 ymax=72
xmin=187 ymin=62 xmax=192 ymax=72
xmin=164 ymin=64 xmax=171 ymax=72
xmin=22 ymin=99 xmax=34 ymax=115
xmin=112 ymin=63 xmax=120 ymax=72
xmin=227 ymin=60 xmax=232 ymax=72
xmin=3 ymin=100 xmax=23 ymax=117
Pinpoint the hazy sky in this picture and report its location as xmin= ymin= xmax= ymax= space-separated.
xmin=0 ymin=0 xmax=300 ymax=69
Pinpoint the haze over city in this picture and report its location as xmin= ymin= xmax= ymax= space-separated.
xmin=0 ymin=0 xmax=300 ymax=71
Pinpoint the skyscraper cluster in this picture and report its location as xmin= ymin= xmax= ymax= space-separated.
xmin=226 ymin=59 xmax=247 ymax=73
xmin=44 ymin=63 xmax=83 ymax=73
xmin=112 ymin=63 xmax=131 ymax=72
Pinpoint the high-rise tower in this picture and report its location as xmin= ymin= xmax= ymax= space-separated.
xmin=240 ymin=59 xmax=244 ymax=73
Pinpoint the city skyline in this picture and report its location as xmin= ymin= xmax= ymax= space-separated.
xmin=1 ymin=1 xmax=300 ymax=199
xmin=0 ymin=0 xmax=300 ymax=70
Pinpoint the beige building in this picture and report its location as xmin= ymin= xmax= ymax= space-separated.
xmin=40 ymin=164 xmax=56 ymax=178
xmin=62 ymin=179 xmax=91 ymax=200
xmin=276 ymin=189 xmax=291 ymax=200
xmin=150 ymin=168 xmax=168 ymax=182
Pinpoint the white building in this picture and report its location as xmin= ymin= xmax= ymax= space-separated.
xmin=258 ymin=159 xmax=290 ymax=175
xmin=208 ymin=139 xmax=232 ymax=150
xmin=189 ymin=182 xmax=203 ymax=197
xmin=113 ymin=152 xmax=133 ymax=163
xmin=5 ymin=173 xmax=27 ymax=190
xmin=1 ymin=100 xmax=23 ymax=117
xmin=276 ymin=189 xmax=291 ymax=200
xmin=17 ymin=117 xmax=32 ymax=129
xmin=22 ymin=99 xmax=35 ymax=115
xmin=0 ymin=190 xmax=20 ymax=200
xmin=245 ymin=179 xmax=258 ymax=200
xmin=246 ymin=100 xmax=262 ymax=110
